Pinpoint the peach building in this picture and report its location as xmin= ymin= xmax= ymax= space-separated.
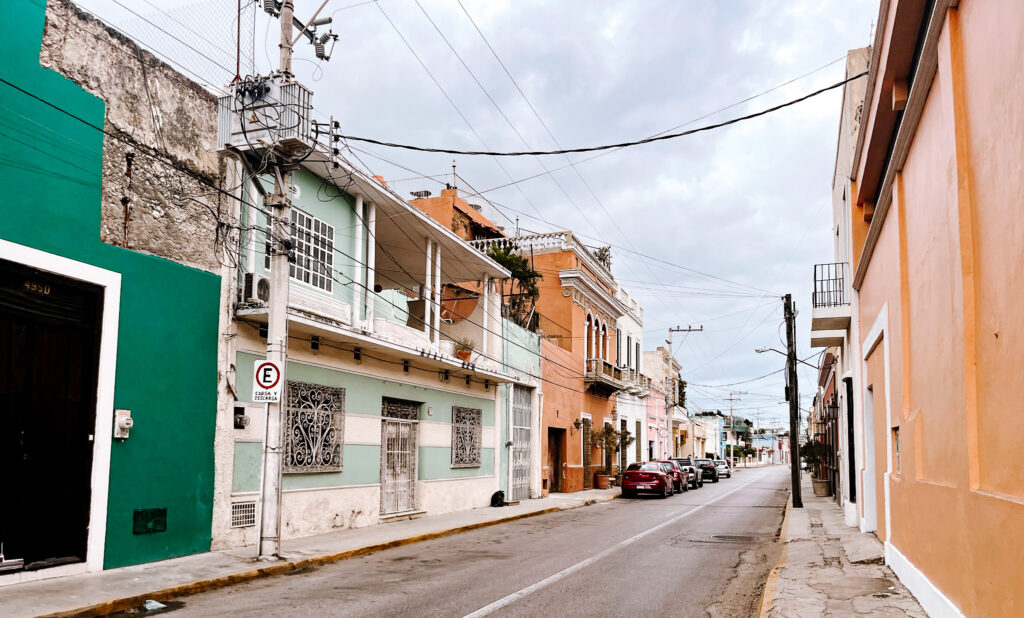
xmin=472 ymin=231 xmax=650 ymax=492
xmin=812 ymin=1 xmax=1024 ymax=614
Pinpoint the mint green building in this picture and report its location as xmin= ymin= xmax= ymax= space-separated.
xmin=1 ymin=0 xmax=220 ymax=578
xmin=212 ymin=159 xmax=528 ymax=546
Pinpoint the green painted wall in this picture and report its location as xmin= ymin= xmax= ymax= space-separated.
xmin=499 ymin=319 xmax=540 ymax=494
xmin=232 ymin=442 xmax=263 ymax=494
xmin=234 ymin=353 xmax=495 ymax=488
xmin=236 ymin=352 xmax=494 ymax=423
xmin=419 ymin=447 xmax=495 ymax=479
xmin=251 ymin=169 xmax=359 ymax=307
xmin=3 ymin=2 xmax=220 ymax=569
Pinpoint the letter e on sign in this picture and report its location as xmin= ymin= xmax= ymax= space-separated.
xmin=253 ymin=360 xmax=283 ymax=402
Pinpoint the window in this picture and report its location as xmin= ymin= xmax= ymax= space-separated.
xmin=626 ymin=336 xmax=632 ymax=367
xmin=893 ymin=427 xmax=901 ymax=474
xmin=635 ymin=342 xmax=640 ymax=371
xmin=283 ymin=380 xmax=345 ymax=473
xmin=451 ymin=406 xmax=482 ymax=467
xmin=265 ymin=208 xmax=335 ymax=292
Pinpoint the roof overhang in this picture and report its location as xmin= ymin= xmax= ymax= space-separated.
xmin=301 ymin=153 xmax=510 ymax=291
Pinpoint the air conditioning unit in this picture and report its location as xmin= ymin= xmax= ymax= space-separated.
xmin=243 ymin=272 xmax=271 ymax=304
xmin=217 ymin=74 xmax=314 ymax=155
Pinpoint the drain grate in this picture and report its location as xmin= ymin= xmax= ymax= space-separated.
xmin=710 ymin=534 xmax=758 ymax=542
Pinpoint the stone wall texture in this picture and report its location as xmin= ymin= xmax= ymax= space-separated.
xmin=39 ymin=0 xmax=231 ymax=273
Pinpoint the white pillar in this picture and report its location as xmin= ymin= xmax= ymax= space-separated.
xmin=366 ymin=201 xmax=376 ymax=329
xmin=424 ymin=238 xmax=432 ymax=336
xmin=433 ymin=242 xmax=441 ymax=344
xmin=353 ymin=194 xmax=365 ymax=324
xmin=482 ymin=274 xmax=490 ymax=358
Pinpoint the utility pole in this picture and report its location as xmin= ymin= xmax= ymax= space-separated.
xmin=784 ymin=293 xmax=803 ymax=508
xmin=724 ymin=391 xmax=744 ymax=465
xmin=257 ymin=0 xmax=296 ymax=562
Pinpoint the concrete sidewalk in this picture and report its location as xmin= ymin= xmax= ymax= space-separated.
xmin=0 ymin=489 xmax=620 ymax=618
xmin=759 ymin=475 xmax=925 ymax=617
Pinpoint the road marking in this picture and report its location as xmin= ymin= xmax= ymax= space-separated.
xmin=463 ymin=468 xmax=776 ymax=617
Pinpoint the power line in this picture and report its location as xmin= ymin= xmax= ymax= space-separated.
xmin=339 ymin=72 xmax=868 ymax=156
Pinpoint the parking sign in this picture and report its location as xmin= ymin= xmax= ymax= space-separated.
xmin=253 ymin=360 xmax=283 ymax=402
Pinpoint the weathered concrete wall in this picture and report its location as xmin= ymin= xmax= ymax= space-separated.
xmin=40 ymin=0 xmax=229 ymax=273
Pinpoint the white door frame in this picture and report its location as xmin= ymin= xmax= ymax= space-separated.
xmin=861 ymin=303 xmax=891 ymax=536
xmin=0 ymin=239 xmax=120 ymax=576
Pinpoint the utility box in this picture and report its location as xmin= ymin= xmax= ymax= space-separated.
xmin=217 ymin=74 xmax=314 ymax=155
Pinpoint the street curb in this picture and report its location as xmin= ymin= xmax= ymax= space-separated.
xmin=39 ymin=494 xmax=620 ymax=618
xmin=756 ymin=493 xmax=793 ymax=618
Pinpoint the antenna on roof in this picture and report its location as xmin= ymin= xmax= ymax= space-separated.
xmin=451 ymin=160 xmax=457 ymax=190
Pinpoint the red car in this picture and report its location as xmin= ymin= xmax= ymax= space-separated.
xmin=654 ymin=460 xmax=689 ymax=493
xmin=621 ymin=462 xmax=673 ymax=498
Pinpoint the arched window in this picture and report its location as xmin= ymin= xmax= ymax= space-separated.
xmin=601 ymin=324 xmax=608 ymax=361
xmin=585 ymin=314 xmax=592 ymax=359
xmin=593 ymin=319 xmax=600 ymax=359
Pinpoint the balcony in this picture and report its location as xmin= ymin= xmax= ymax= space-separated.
xmin=620 ymin=367 xmax=652 ymax=397
xmin=585 ymin=358 xmax=626 ymax=395
xmin=811 ymin=263 xmax=851 ymax=346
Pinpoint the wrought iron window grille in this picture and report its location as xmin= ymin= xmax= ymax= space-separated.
xmin=283 ymin=380 xmax=345 ymax=473
xmin=451 ymin=406 xmax=483 ymax=467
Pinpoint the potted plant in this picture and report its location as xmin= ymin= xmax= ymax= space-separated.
xmin=589 ymin=425 xmax=634 ymax=488
xmin=801 ymin=440 xmax=832 ymax=496
xmin=454 ymin=338 xmax=475 ymax=361
xmin=593 ymin=469 xmax=610 ymax=489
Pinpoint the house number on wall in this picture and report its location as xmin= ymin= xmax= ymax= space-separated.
xmin=23 ymin=281 xmax=51 ymax=295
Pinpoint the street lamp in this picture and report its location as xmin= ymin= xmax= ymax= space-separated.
xmin=755 ymin=347 xmax=818 ymax=369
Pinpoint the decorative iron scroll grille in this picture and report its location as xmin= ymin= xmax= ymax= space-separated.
xmin=283 ymin=380 xmax=345 ymax=473
xmin=451 ymin=406 xmax=483 ymax=467
xmin=382 ymin=397 xmax=420 ymax=420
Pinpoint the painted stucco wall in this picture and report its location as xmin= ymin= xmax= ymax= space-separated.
xmin=212 ymin=340 xmax=498 ymax=546
xmin=851 ymin=2 xmax=1024 ymax=614
xmin=3 ymin=0 xmax=221 ymax=569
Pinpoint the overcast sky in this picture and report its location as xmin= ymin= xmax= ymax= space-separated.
xmin=78 ymin=0 xmax=877 ymax=429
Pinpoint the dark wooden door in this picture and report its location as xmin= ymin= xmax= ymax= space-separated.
xmin=546 ymin=428 xmax=562 ymax=492
xmin=0 ymin=259 xmax=102 ymax=571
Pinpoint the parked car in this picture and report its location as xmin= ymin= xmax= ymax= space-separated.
xmin=621 ymin=462 xmax=673 ymax=498
xmin=670 ymin=457 xmax=703 ymax=489
xmin=654 ymin=460 xmax=689 ymax=493
xmin=694 ymin=458 xmax=720 ymax=482
xmin=713 ymin=458 xmax=732 ymax=478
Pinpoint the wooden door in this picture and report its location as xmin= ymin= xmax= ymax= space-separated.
xmin=546 ymin=427 xmax=562 ymax=492
xmin=582 ymin=418 xmax=593 ymax=489
xmin=0 ymin=259 xmax=102 ymax=572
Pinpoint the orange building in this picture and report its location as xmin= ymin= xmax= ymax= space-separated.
xmin=812 ymin=1 xmax=1024 ymax=614
xmin=474 ymin=231 xmax=641 ymax=493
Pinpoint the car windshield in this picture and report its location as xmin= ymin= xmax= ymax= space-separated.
xmin=627 ymin=463 xmax=662 ymax=472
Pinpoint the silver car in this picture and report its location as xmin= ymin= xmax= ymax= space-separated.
xmin=713 ymin=458 xmax=732 ymax=478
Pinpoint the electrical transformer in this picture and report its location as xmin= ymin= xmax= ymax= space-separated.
xmin=217 ymin=74 xmax=314 ymax=154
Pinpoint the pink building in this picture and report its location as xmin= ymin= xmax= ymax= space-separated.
xmin=646 ymin=381 xmax=669 ymax=460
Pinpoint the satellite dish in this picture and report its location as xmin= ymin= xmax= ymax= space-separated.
xmin=410 ymin=190 xmax=432 ymax=199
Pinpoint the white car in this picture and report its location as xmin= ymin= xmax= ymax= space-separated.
xmin=713 ymin=459 xmax=732 ymax=478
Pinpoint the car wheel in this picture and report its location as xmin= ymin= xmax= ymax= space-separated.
xmin=660 ymin=484 xmax=670 ymax=499
xmin=699 ymin=480 xmax=704 ymax=488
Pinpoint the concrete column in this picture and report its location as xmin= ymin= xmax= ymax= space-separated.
xmin=366 ymin=201 xmax=376 ymax=329
xmin=353 ymin=194 xmax=364 ymax=324
xmin=433 ymin=242 xmax=441 ymax=344
xmin=481 ymin=274 xmax=490 ymax=359
xmin=423 ymin=238 xmax=432 ymax=336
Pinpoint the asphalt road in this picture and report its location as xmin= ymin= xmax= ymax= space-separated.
xmin=157 ymin=466 xmax=789 ymax=618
